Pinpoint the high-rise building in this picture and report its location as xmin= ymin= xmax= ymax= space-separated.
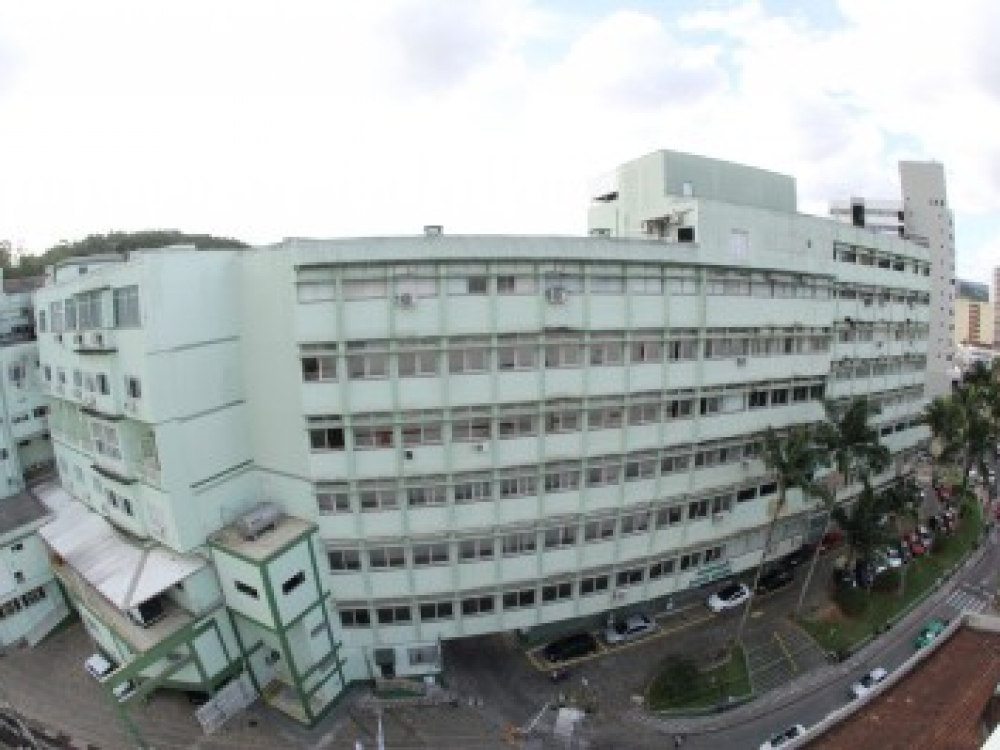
xmin=954 ymin=280 xmax=991 ymax=348
xmin=32 ymin=150 xmax=930 ymax=725
xmin=994 ymin=267 xmax=1000 ymax=350
xmin=830 ymin=161 xmax=955 ymax=396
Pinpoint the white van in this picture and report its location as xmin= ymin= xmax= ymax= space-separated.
xmin=84 ymin=653 xmax=136 ymax=701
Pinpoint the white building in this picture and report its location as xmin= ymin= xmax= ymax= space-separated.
xmin=0 ymin=272 xmax=64 ymax=650
xmin=830 ymin=161 xmax=955 ymax=396
xmin=32 ymin=149 xmax=931 ymax=725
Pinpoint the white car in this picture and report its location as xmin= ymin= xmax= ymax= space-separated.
xmin=883 ymin=547 xmax=903 ymax=568
xmin=707 ymin=583 xmax=751 ymax=613
xmin=604 ymin=613 xmax=658 ymax=645
xmin=850 ymin=666 xmax=889 ymax=699
xmin=760 ymin=723 xmax=806 ymax=749
xmin=84 ymin=653 xmax=135 ymax=701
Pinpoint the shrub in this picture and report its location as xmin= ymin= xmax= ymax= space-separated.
xmin=872 ymin=568 xmax=901 ymax=593
xmin=650 ymin=656 xmax=703 ymax=703
xmin=932 ymin=535 xmax=951 ymax=555
xmin=835 ymin=585 xmax=870 ymax=617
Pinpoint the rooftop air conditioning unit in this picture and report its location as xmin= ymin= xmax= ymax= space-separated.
xmin=235 ymin=501 xmax=283 ymax=541
xmin=395 ymin=292 xmax=415 ymax=308
xmin=736 ymin=356 xmax=747 ymax=366
xmin=473 ymin=443 xmax=487 ymax=453
xmin=545 ymin=287 xmax=568 ymax=305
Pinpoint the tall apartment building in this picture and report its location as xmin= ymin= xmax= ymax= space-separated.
xmin=0 ymin=273 xmax=64 ymax=649
xmin=33 ymin=150 xmax=931 ymax=726
xmin=955 ymin=280 xmax=992 ymax=348
xmin=830 ymin=161 xmax=955 ymax=397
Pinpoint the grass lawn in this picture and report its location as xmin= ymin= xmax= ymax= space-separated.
xmin=797 ymin=497 xmax=984 ymax=655
xmin=647 ymin=645 xmax=751 ymax=711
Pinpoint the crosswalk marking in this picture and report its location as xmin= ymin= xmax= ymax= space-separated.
xmin=945 ymin=589 xmax=989 ymax=613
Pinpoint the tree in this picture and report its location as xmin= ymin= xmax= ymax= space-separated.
xmin=832 ymin=480 xmax=895 ymax=593
xmin=815 ymin=397 xmax=890 ymax=489
xmin=794 ymin=479 xmax=837 ymax=614
xmin=925 ymin=381 xmax=998 ymax=494
xmin=735 ymin=424 xmax=820 ymax=644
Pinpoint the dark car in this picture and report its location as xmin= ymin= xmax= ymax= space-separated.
xmin=779 ymin=544 xmax=814 ymax=569
xmin=854 ymin=559 xmax=876 ymax=588
xmin=756 ymin=567 xmax=795 ymax=594
xmin=543 ymin=632 xmax=598 ymax=663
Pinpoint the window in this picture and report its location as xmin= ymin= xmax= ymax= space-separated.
xmin=502 ymin=532 xmax=536 ymax=556
xmin=502 ymin=589 xmax=536 ymax=610
xmin=586 ymin=462 xmax=620 ymax=487
xmin=125 ymin=376 xmax=142 ymax=399
xmin=90 ymin=422 xmax=122 ymax=460
xmin=113 ymin=286 xmax=140 ymax=327
xmin=542 ymin=582 xmax=573 ymax=602
xmin=64 ymin=297 xmax=77 ymax=330
xmin=466 ymin=276 xmax=488 ymax=295
xmin=413 ymin=543 xmax=450 ymax=566
xmin=353 ymin=426 xmax=394 ymax=450
xmin=496 ymin=274 xmax=536 ymax=294
xmin=649 ymin=557 xmax=676 ymax=579
xmin=544 ymin=525 xmax=577 ymax=549
xmin=377 ymin=606 xmax=412 ymax=625
xmin=545 ymin=409 xmax=581 ymax=433
xmin=401 ymin=423 xmax=443 ymax=447
xmin=628 ymin=403 xmax=661 ymax=425
xmin=688 ymin=499 xmax=709 ymax=520
xmin=497 ymin=334 xmax=537 ymax=369
xmin=630 ymin=338 xmax=663 ymax=363
xmin=340 ymin=608 xmax=371 ymax=627
xmin=32 ymin=406 xmax=47 ymax=419
xmin=369 ymin=546 xmax=406 ymax=569
xmin=76 ymin=291 xmax=103 ymax=330
xmin=398 ymin=348 xmax=439 ymax=378
xmin=359 ymin=481 xmax=399 ymax=510
xmin=346 ymin=342 xmax=389 ymax=380
xmin=461 ymin=595 xmax=495 ymax=616
xmin=50 ymin=301 xmax=64 ymax=332
xmin=454 ymin=474 xmax=492 ymax=503
xmin=459 ymin=537 xmax=495 ymax=561
xmin=282 ymin=571 xmax=306 ymax=595
xmin=302 ymin=354 xmax=337 ymax=381
xmin=544 ymin=334 xmax=583 ymax=368
xmin=37 ymin=310 xmax=46 ymax=333
xmin=309 ymin=426 xmax=346 ymax=451
xmin=580 ymin=574 xmax=609 ymax=596
xmin=328 ymin=549 xmax=361 ymax=571
xmin=235 ymin=581 xmax=259 ymax=599
xmin=419 ymin=601 xmax=454 ymax=622
xmin=317 ymin=484 xmax=350 ymax=513
xmin=620 ymin=511 xmax=649 ymax=535
xmin=655 ymin=506 xmax=683 ymax=527
xmin=591 ymin=273 xmax=624 ymax=293
xmin=680 ymin=551 xmax=702 ymax=570
xmin=406 ymin=479 xmax=446 ymax=507
xmin=616 ymin=568 xmax=644 ymax=587
xmin=96 ymin=373 xmax=109 ymax=395
xmin=589 ymin=333 xmax=623 ymax=365
xmin=498 ymin=471 xmax=536 ymax=498
xmin=449 ymin=338 xmax=490 ymax=373
xmin=585 ymin=518 xmax=616 ymax=541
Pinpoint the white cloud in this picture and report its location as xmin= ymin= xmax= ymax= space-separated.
xmin=0 ymin=0 xmax=996 ymax=284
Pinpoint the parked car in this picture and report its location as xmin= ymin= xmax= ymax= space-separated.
xmin=756 ymin=567 xmax=795 ymax=595
xmin=604 ymin=613 xmax=658 ymax=645
xmin=543 ymin=632 xmax=599 ymax=663
xmin=84 ymin=653 xmax=135 ymax=701
xmin=854 ymin=559 xmax=876 ymax=588
xmin=707 ymin=582 xmax=752 ymax=612
xmin=883 ymin=547 xmax=904 ymax=568
xmin=779 ymin=545 xmax=813 ymax=569
xmin=760 ymin=723 xmax=807 ymax=750
xmin=917 ymin=524 xmax=934 ymax=548
xmin=906 ymin=532 xmax=927 ymax=557
xmin=850 ymin=666 xmax=889 ymax=699
xmin=834 ymin=566 xmax=856 ymax=589
xmin=894 ymin=541 xmax=912 ymax=565
xmin=914 ymin=619 xmax=948 ymax=649
xmin=818 ymin=530 xmax=845 ymax=553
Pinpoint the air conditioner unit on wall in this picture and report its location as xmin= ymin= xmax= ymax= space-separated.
xmin=611 ymin=589 xmax=627 ymax=602
xmin=545 ymin=287 xmax=568 ymax=305
xmin=473 ymin=442 xmax=487 ymax=453
xmin=736 ymin=356 xmax=747 ymax=366
xmin=395 ymin=292 xmax=415 ymax=308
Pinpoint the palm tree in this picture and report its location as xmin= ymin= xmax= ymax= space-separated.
xmin=735 ymin=424 xmax=820 ymax=644
xmin=793 ymin=479 xmax=837 ymax=614
xmin=815 ymin=397 xmax=890 ymax=490
xmin=832 ymin=480 xmax=895 ymax=593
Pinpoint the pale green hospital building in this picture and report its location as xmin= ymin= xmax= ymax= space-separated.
xmin=7 ymin=150 xmax=933 ymax=726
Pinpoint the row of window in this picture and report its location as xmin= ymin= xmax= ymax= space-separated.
xmin=300 ymin=328 xmax=833 ymax=382
xmin=44 ymin=366 xmax=143 ymax=401
xmin=336 ymin=546 xmax=728 ymax=627
xmin=39 ymin=285 xmax=141 ymax=333
xmin=308 ymin=383 xmax=828 ymax=453
xmin=314 ymin=432 xmax=779 ymax=513
xmin=295 ymin=263 xmax=836 ymax=302
xmin=832 ymin=243 xmax=930 ymax=276
xmin=829 ymin=356 xmax=927 ymax=381
xmin=326 ymin=493 xmax=751 ymax=572
xmin=0 ymin=586 xmax=47 ymax=619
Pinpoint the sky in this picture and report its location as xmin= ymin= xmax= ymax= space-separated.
xmin=0 ymin=0 xmax=998 ymax=285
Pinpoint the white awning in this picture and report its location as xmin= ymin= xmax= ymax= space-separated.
xmin=39 ymin=491 xmax=206 ymax=610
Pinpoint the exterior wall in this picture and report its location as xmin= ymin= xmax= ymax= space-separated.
xmin=955 ymin=297 xmax=993 ymax=347
xmin=900 ymin=161 xmax=954 ymax=397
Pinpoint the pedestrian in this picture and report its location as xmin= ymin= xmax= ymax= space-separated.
xmin=674 ymin=733 xmax=684 ymax=747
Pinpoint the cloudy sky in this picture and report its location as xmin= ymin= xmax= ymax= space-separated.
xmin=0 ymin=0 xmax=997 ymax=283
